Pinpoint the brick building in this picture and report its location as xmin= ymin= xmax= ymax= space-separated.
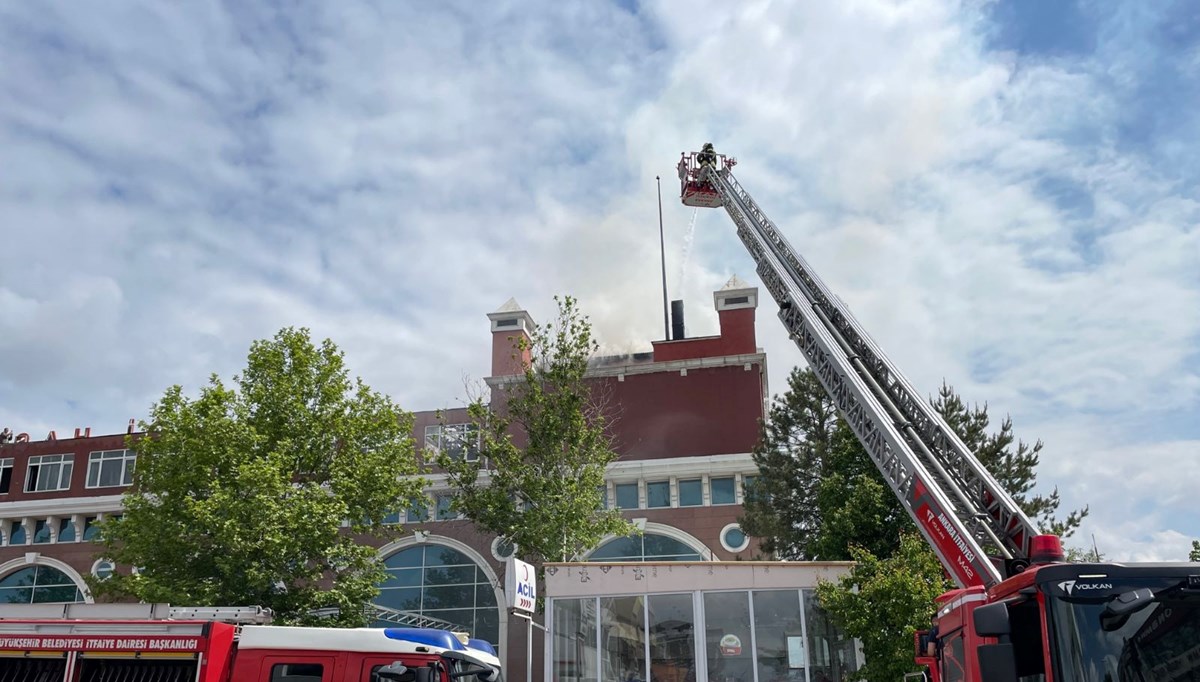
xmin=0 ymin=277 xmax=775 ymax=680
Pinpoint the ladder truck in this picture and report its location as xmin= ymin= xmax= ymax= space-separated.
xmin=0 ymin=603 xmax=501 ymax=682
xmin=678 ymin=146 xmax=1200 ymax=682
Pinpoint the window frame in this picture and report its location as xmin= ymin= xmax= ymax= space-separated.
xmin=645 ymin=480 xmax=671 ymax=509
xmin=613 ymin=482 xmax=640 ymax=510
xmin=86 ymin=449 xmax=136 ymax=489
xmin=424 ymin=423 xmax=481 ymax=463
xmin=25 ymin=454 xmax=75 ymax=493
xmin=710 ymin=476 xmax=737 ymax=505
xmin=678 ymin=478 xmax=703 ymax=507
xmin=0 ymin=457 xmax=12 ymax=494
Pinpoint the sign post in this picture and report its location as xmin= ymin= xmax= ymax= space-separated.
xmin=504 ymin=556 xmax=537 ymax=682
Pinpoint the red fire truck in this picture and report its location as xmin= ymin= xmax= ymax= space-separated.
xmin=0 ymin=603 xmax=502 ymax=682
xmin=679 ymin=146 xmax=1200 ymax=682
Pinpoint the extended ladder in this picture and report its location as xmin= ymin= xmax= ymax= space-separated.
xmin=679 ymin=149 xmax=1041 ymax=588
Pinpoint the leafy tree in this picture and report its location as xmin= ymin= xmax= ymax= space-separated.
xmin=1191 ymin=540 xmax=1200 ymax=562
xmin=441 ymin=296 xmax=635 ymax=574
xmin=816 ymin=534 xmax=952 ymax=682
xmin=93 ymin=328 xmax=423 ymax=626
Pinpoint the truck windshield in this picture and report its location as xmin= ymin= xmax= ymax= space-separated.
xmin=1047 ymin=577 xmax=1200 ymax=682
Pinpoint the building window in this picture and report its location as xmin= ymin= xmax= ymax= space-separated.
xmin=598 ymin=485 xmax=608 ymax=510
xmin=92 ymin=560 xmax=116 ymax=580
xmin=491 ymin=537 xmax=516 ymax=562
xmin=649 ymin=593 xmax=696 ymax=682
xmin=678 ymin=479 xmax=703 ymax=507
xmin=83 ymin=516 xmax=101 ymax=541
xmin=405 ymin=497 xmax=430 ymax=523
xmin=0 ymin=457 xmax=12 ymax=494
xmin=601 ymin=596 xmax=646 ymax=682
xmin=25 ymin=454 xmax=74 ymax=492
xmin=742 ymin=474 xmax=761 ymax=503
xmin=8 ymin=521 xmax=26 ymax=545
xmin=87 ymin=449 xmax=136 ymax=488
xmin=614 ymin=483 xmax=639 ymax=510
xmin=375 ymin=544 xmax=500 ymax=645
xmin=721 ymin=524 xmax=750 ymax=553
xmin=0 ymin=565 xmax=84 ymax=604
xmin=425 ymin=423 xmax=480 ymax=462
xmin=587 ymin=533 xmax=704 ymax=562
xmin=58 ymin=518 xmax=76 ymax=542
xmin=33 ymin=520 xmax=51 ymax=544
xmin=711 ymin=477 xmax=736 ymax=505
xmin=434 ymin=493 xmax=459 ymax=521
xmin=646 ymin=481 xmax=671 ymax=508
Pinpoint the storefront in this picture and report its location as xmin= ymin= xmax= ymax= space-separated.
xmin=544 ymin=562 xmax=863 ymax=682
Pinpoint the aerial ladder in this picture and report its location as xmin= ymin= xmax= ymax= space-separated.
xmin=678 ymin=146 xmax=1200 ymax=682
xmin=678 ymin=146 xmax=1046 ymax=589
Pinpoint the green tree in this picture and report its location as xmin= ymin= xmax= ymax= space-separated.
xmin=816 ymin=534 xmax=952 ymax=682
xmin=441 ymin=296 xmax=635 ymax=575
xmin=1191 ymin=540 xmax=1200 ymax=562
xmin=93 ymin=328 xmax=423 ymax=626
xmin=931 ymin=382 xmax=1088 ymax=538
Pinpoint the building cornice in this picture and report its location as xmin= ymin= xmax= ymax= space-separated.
xmin=485 ymin=352 xmax=765 ymax=388
xmin=0 ymin=495 xmax=125 ymax=518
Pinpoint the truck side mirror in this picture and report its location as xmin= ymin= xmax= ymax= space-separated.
xmin=976 ymin=644 xmax=1018 ymax=682
xmin=377 ymin=663 xmax=411 ymax=681
xmin=414 ymin=666 xmax=437 ymax=682
xmin=973 ymin=602 xmax=1011 ymax=638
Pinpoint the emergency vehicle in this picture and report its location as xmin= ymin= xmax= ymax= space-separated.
xmin=679 ymin=146 xmax=1200 ymax=682
xmin=0 ymin=602 xmax=502 ymax=682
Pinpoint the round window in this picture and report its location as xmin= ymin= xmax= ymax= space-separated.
xmin=720 ymin=524 xmax=750 ymax=553
xmin=491 ymin=536 xmax=516 ymax=561
xmin=92 ymin=560 xmax=116 ymax=580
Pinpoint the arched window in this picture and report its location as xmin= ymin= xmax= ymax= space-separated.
xmin=587 ymin=533 xmax=705 ymax=562
xmin=376 ymin=544 xmax=499 ymax=645
xmin=0 ymin=565 xmax=85 ymax=604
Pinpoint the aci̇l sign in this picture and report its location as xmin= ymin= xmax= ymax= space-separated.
xmin=504 ymin=556 xmax=536 ymax=613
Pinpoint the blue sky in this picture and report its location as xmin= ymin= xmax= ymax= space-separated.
xmin=1 ymin=0 xmax=1197 ymax=561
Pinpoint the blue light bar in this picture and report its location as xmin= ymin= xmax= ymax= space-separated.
xmin=467 ymin=638 xmax=497 ymax=656
xmin=384 ymin=628 xmax=467 ymax=651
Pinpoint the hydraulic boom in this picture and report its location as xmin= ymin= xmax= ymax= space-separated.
xmin=678 ymin=148 xmax=1041 ymax=589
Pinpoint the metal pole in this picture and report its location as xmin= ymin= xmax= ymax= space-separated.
xmin=527 ymin=616 xmax=534 ymax=682
xmin=657 ymin=176 xmax=670 ymax=340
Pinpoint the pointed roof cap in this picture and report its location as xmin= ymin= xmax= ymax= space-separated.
xmin=488 ymin=297 xmax=535 ymax=332
xmin=492 ymin=297 xmax=524 ymax=314
xmin=720 ymin=274 xmax=752 ymax=291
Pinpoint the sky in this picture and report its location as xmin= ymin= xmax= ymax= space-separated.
xmin=1 ymin=0 xmax=1197 ymax=562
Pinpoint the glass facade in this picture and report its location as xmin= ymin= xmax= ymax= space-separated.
xmin=587 ymin=534 xmax=704 ymax=562
xmin=375 ymin=544 xmax=500 ymax=645
xmin=0 ymin=565 xmax=85 ymax=604
xmin=550 ymin=590 xmax=858 ymax=682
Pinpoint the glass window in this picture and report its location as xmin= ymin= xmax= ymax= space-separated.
xmin=86 ymin=449 xmax=136 ymax=488
xmin=553 ymin=599 xmax=598 ymax=682
xmin=0 ymin=457 xmax=12 ymax=494
xmin=678 ymin=479 xmax=702 ymax=507
xmin=375 ymin=544 xmax=499 ymax=646
xmin=601 ymin=596 xmax=646 ymax=682
xmin=614 ymin=483 xmax=639 ymax=509
xmin=93 ymin=560 xmax=116 ymax=580
xmin=646 ymin=481 xmax=671 ymax=508
xmin=754 ymin=590 xmax=805 ymax=682
xmin=0 ymin=565 xmax=84 ymax=604
xmin=58 ymin=518 xmax=76 ymax=542
xmin=435 ymin=493 xmax=457 ymax=521
xmin=704 ymin=591 xmax=754 ymax=682
xmin=425 ymin=424 xmax=480 ymax=462
xmin=405 ymin=497 xmax=429 ymax=523
xmin=803 ymin=589 xmax=859 ymax=682
xmin=25 ymin=454 xmax=74 ymax=492
xmin=599 ymin=485 xmax=609 ymax=510
xmin=83 ymin=516 xmax=100 ymax=541
xmin=722 ymin=526 xmax=749 ymax=552
xmin=9 ymin=521 xmax=26 ymax=545
xmin=271 ymin=663 xmax=324 ymax=682
xmin=649 ymin=594 xmax=696 ymax=682
xmin=742 ymin=475 xmax=760 ymax=503
xmin=588 ymin=534 xmax=704 ymax=562
xmin=711 ymin=477 xmax=736 ymax=505
xmin=33 ymin=520 xmax=51 ymax=544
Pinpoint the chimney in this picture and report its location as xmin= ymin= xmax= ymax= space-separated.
xmin=714 ymin=275 xmax=759 ymax=354
xmin=488 ymin=298 xmax=535 ymax=377
xmin=670 ymin=300 xmax=686 ymax=340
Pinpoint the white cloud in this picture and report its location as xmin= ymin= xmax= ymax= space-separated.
xmin=0 ymin=0 xmax=1197 ymax=560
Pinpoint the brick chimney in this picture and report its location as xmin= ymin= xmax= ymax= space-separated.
xmin=488 ymin=298 xmax=535 ymax=377
xmin=714 ymin=275 xmax=758 ymax=354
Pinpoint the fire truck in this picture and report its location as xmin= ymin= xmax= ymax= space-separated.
xmin=0 ymin=603 xmax=502 ymax=682
xmin=678 ymin=147 xmax=1200 ymax=682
